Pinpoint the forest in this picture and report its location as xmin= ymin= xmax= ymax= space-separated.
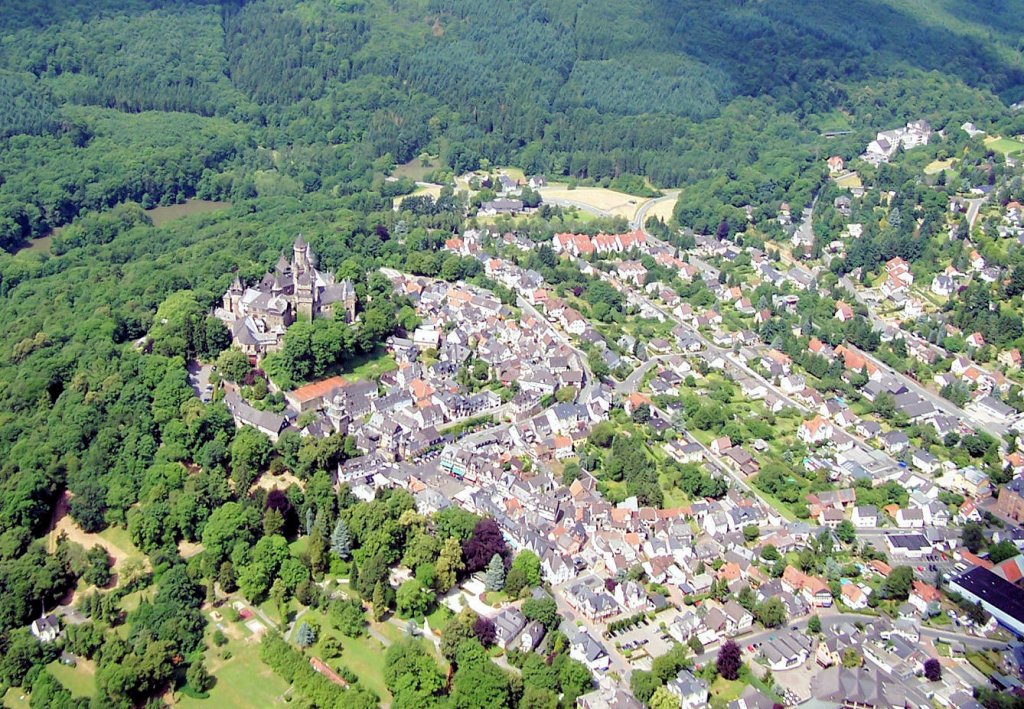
xmin=0 ymin=0 xmax=1022 ymax=704
xmin=1 ymin=0 xmax=1023 ymax=250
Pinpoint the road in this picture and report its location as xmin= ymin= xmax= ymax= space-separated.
xmin=517 ymin=296 xmax=596 ymax=402
xmin=537 ymin=189 xmax=680 ymax=234
xmin=690 ymin=610 xmax=1007 ymax=667
xmin=855 ymin=345 xmax=1006 ymax=438
xmin=632 ymin=191 xmax=680 ymax=233
xmin=551 ymin=581 xmax=633 ymax=681
xmin=538 ymin=195 xmax=614 ymax=221
xmin=964 ymin=196 xmax=987 ymax=230
xmin=614 ymin=354 xmax=678 ymax=395
xmin=836 ymin=276 xmax=1006 ymax=439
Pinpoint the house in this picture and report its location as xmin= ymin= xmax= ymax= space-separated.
xmin=828 ymin=155 xmax=845 ymax=174
xmin=759 ymin=631 xmax=813 ymax=671
xmin=834 ymin=302 xmax=855 ymax=323
xmin=895 ymin=507 xmax=925 ymax=529
xmin=799 ymin=415 xmax=835 ymax=446
xmin=479 ymin=199 xmax=524 ymax=216
xmin=841 ymin=583 xmax=869 ymax=610
xmin=879 ymin=430 xmax=910 ymax=455
xmin=972 ymin=395 xmax=1015 ymax=422
xmin=520 ymin=620 xmax=547 ymax=652
xmin=565 ymin=578 xmax=618 ymax=620
xmin=882 ymin=257 xmax=914 ymax=297
xmin=819 ymin=508 xmax=845 ymax=528
xmin=223 ymin=390 xmax=289 ymax=442
xmin=30 ymin=615 xmax=60 ymax=643
xmin=721 ymin=600 xmax=754 ymax=635
xmin=576 ymin=687 xmax=642 ymax=709
xmin=910 ymin=448 xmax=939 ymax=474
xmin=286 ymin=375 xmax=349 ymax=412
xmin=493 ymin=607 xmax=527 ymax=649
xmin=995 ymin=477 xmax=1024 ymax=523
xmin=931 ymin=274 xmax=957 ymax=297
xmin=999 ymin=348 xmax=1022 ymax=370
xmin=710 ymin=436 xmax=732 ymax=456
xmin=909 ymin=581 xmax=941 ymax=616
xmin=563 ymin=623 xmax=610 ymax=672
xmin=617 ymin=261 xmax=648 ymax=286
xmin=666 ymin=669 xmax=709 ymax=709
xmin=851 ymin=505 xmax=878 ymax=528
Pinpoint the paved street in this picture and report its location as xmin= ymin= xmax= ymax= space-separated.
xmin=517 ymin=296 xmax=596 ymax=402
xmin=836 ymin=276 xmax=1007 ymax=438
xmin=551 ymin=581 xmax=633 ymax=681
xmin=690 ymin=610 xmax=1009 ymax=668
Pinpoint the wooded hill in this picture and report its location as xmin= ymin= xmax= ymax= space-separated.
xmin=1 ymin=0 xmax=1023 ymax=250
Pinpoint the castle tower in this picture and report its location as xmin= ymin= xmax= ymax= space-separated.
xmin=325 ymin=395 xmax=351 ymax=435
xmin=295 ymin=271 xmax=315 ymax=321
xmin=293 ymin=234 xmax=309 ymax=273
xmin=223 ymin=275 xmax=244 ymax=316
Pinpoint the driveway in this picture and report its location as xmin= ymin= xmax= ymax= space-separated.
xmin=187 ymin=359 xmax=214 ymax=400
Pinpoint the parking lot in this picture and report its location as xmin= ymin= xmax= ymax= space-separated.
xmin=772 ymin=656 xmax=817 ymax=703
xmin=187 ymin=360 xmax=214 ymax=401
xmin=607 ymin=620 xmax=673 ymax=664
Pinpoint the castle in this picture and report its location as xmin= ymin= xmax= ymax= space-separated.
xmin=217 ymin=235 xmax=356 ymax=358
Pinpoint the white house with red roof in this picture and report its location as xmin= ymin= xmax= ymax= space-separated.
xmin=799 ymin=415 xmax=835 ymax=446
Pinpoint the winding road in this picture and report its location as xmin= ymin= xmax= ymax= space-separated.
xmin=537 ymin=188 xmax=680 ymax=233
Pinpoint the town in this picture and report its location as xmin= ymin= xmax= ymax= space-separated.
xmin=159 ymin=116 xmax=1024 ymax=709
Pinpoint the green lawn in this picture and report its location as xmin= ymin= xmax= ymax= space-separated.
xmin=338 ymin=347 xmax=397 ymax=381
xmin=3 ymin=686 xmax=30 ymax=708
xmin=483 ymin=591 xmax=509 ymax=606
xmin=178 ymin=638 xmax=291 ymax=708
xmin=390 ymin=156 xmax=440 ymax=182
xmin=985 ymin=136 xmax=1024 ymax=156
xmin=709 ymin=676 xmax=745 ymax=708
xmin=46 ymin=661 xmax=96 ymax=698
xmin=98 ymin=525 xmax=141 ymax=557
xmin=924 ymin=159 xmax=955 ymax=175
xmin=425 ymin=605 xmax=453 ymax=633
xmin=967 ymin=651 xmax=998 ymax=677
xmin=296 ymin=609 xmax=392 ymax=701
xmin=289 ymin=536 xmax=309 ymax=557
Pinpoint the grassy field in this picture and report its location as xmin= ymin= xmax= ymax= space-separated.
xmin=538 ymin=186 xmax=648 ymax=221
xmin=178 ymin=637 xmax=291 ymax=708
xmin=393 ymin=183 xmax=443 ymax=209
xmin=834 ymin=172 xmax=863 ymax=189
xmin=390 ymin=156 xmax=440 ymax=181
xmin=645 ymin=195 xmax=678 ymax=223
xmin=709 ymin=676 xmax=745 ymax=708
xmin=337 ymin=348 xmax=397 ymax=381
xmin=144 ymin=200 xmax=231 ymax=227
xmin=3 ymin=687 xmax=29 ymax=708
xmin=46 ymin=661 xmax=96 ymax=699
xmin=300 ymin=609 xmax=391 ymax=701
xmin=924 ymin=159 xmax=955 ymax=174
xmin=985 ymin=136 xmax=1024 ymax=156
xmin=97 ymin=525 xmax=140 ymax=558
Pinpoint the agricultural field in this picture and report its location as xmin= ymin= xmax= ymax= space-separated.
xmin=538 ymin=186 xmax=649 ymax=221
